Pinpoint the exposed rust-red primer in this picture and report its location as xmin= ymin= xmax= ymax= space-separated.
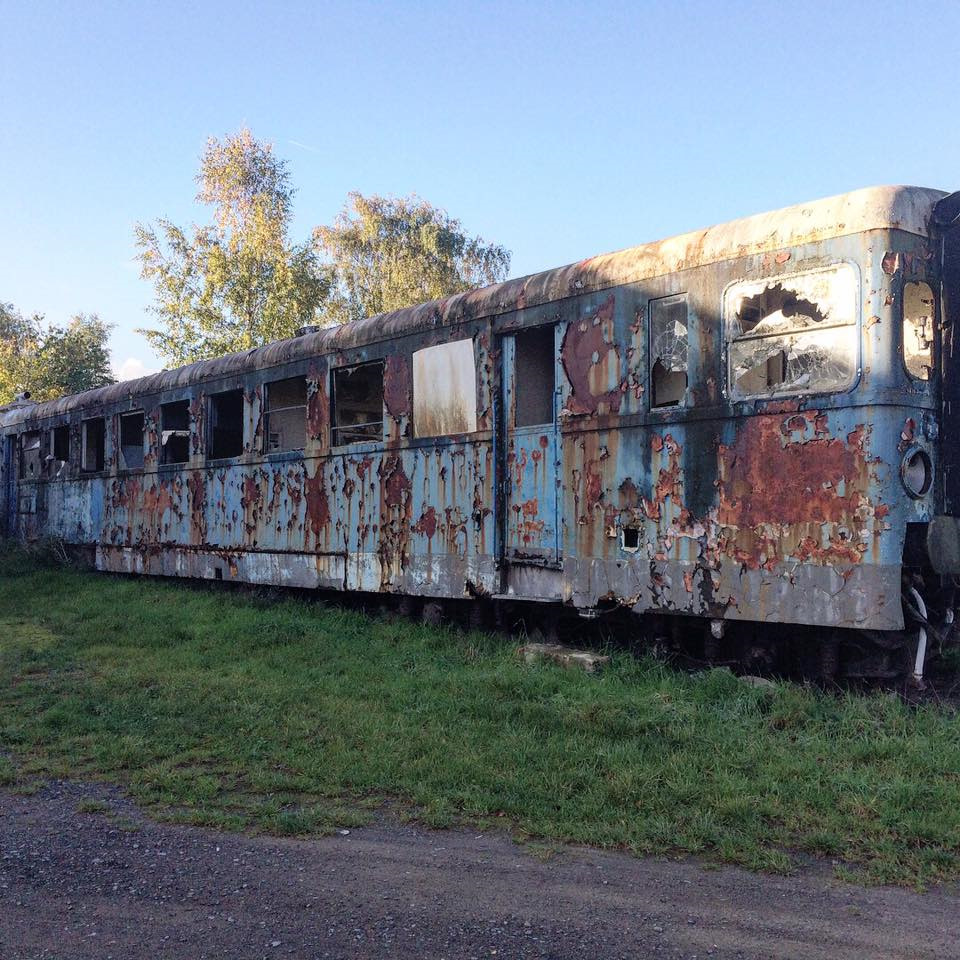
xmin=560 ymin=294 xmax=623 ymax=415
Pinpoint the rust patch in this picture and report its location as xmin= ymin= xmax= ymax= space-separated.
xmin=560 ymin=294 xmax=623 ymax=415
xmin=382 ymin=457 xmax=411 ymax=509
xmin=190 ymin=395 xmax=205 ymax=456
xmin=718 ymin=416 xmax=870 ymax=528
xmin=383 ymin=354 xmax=411 ymax=418
xmin=304 ymin=466 xmax=330 ymax=545
xmin=187 ymin=472 xmax=207 ymax=545
xmin=413 ymin=506 xmax=438 ymax=540
xmin=241 ymin=472 xmax=263 ymax=538
xmin=899 ymin=417 xmax=916 ymax=452
xmin=882 ymin=251 xmax=900 ymax=275
xmin=306 ymin=372 xmax=329 ymax=447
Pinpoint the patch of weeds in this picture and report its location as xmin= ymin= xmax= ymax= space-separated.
xmin=112 ymin=815 xmax=140 ymax=832
xmin=0 ymin=755 xmax=15 ymax=786
xmin=76 ymin=798 xmax=110 ymax=814
xmin=525 ymin=841 xmax=563 ymax=862
xmin=11 ymin=779 xmax=45 ymax=796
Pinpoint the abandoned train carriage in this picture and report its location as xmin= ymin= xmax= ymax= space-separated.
xmin=3 ymin=184 xmax=960 ymax=675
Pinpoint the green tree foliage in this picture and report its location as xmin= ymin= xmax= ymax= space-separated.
xmin=0 ymin=305 xmax=114 ymax=404
xmin=314 ymin=192 xmax=511 ymax=326
xmin=0 ymin=302 xmax=41 ymax=404
xmin=135 ymin=128 xmax=330 ymax=366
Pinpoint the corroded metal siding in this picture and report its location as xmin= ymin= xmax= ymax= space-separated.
xmin=0 ymin=194 xmax=943 ymax=633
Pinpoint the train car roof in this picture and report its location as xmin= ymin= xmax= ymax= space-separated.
xmin=1 ymin=183 xmax=948 ymax=429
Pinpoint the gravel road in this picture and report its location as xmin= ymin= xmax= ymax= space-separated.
xmin=1 ymin=780 xmax=956 ymax=959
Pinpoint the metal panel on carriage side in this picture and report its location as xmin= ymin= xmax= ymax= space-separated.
xmin=551 ymin=231 xmax=924 ymax=631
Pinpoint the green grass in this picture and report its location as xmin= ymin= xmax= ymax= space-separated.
xmin=1 ymin=545 xmax=959 ymax=887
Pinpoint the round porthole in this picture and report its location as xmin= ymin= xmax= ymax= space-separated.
xmin=901 ymin=447 xmax=932 ymax=499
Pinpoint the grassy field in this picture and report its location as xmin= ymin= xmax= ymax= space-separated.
xmin=1 ymin=545 xmax=959 ymax=888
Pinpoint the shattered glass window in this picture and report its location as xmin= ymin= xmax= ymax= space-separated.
xmin=726 ymin=264 xmax=858 ymax=399
xmin=903 ymin=281 xmax=935 ymax=381
xmin=649 ymin=294 xmax=688 ymax=407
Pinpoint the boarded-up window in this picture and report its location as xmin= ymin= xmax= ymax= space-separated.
xmin=413 ymin=340 xmax=478 ymax=437
xmin=265 ymin=377 xmax=307 ymax=452
xmin=514 ymin=326 xmax=555 ymax=427
xmin=120 ymin=411 xmax=145 ymax=469
xmin=19 ymin=431 xmax=41 ymax=480
xmin=649 ymin=294 xmax=688 ymax=407
xmin=82 ymin=418 xmax=105 ymax=472
xmin=726 ymin=264 xmax=858 ymax=399
xmin=161 ymin=400 xmax=190 ymax=465
xmin=903 ymin=281 xmax=935 ymax=380
xmin=332 ymin=361 xmax=384 ymax=445
xmin=209 ymin=389 xmax=244 ymax=459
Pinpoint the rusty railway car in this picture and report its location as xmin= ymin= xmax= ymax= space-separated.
xmin=4 ymin=184 xmax=960 ymax=678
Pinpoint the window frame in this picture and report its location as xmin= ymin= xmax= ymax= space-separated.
xmin=118 ymin=410 xmax=146 ymax=471
xmin=48 ymin=424 xmax=70 ymax=478
xmin=412 ymin=339 xmax=479 ymax=438
xmin=207 ymin=388 xmax=245 ymax=461
xmin=263 ymin=376 xmax=308 ymax=454
xmin=648 ymin=293 xmax=690 ymax=410
xmin=159 ymin=399 xmax=191 ymax=466
xmin=81 ymin=417 xmax=106 ymax=473
xmin=331 ymin=360 xmax=385 ymax=448
xmin=901 ymin=278 xmax=937 ymax=383
xmin=723 ymin=262 xmax=861 ymax=402
xmin=18 ymin=430 xmax=42 ymax=480
xmin=512 ymin=325 xmax=557 ymax=429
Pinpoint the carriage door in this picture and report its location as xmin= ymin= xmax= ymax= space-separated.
xmin=499 ymin=323 xmax=562 ymax=595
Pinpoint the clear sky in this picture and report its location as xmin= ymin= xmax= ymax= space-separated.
xmin=2 ymin=0 xmax=958 ymax=381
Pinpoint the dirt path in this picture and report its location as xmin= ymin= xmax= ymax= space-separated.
xmin=1 ymin=781 xmax=957 ymax=960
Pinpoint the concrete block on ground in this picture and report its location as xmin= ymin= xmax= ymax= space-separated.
xmin=518 ymin=642 xmax=610 ymax=674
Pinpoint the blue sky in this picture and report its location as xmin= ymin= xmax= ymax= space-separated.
xmin=2 ymin=0 xmax=958 ymax=380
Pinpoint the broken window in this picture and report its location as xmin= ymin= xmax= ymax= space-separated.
xmin=265 ymin=377 xmax=307 ymax=452
xmin=649 ymin=294 xmax=689 ymax=407
xmin=209 ymin=389 xmax=244 ymax=459
xmin=903 ymin=281 xmax=935 ymax=380
xmin=19 ymin=431 xmax=41 ymax=480
xmin=413 ymin=339 xmax=478 ymax=437
xmin=160 ymin=400 xmax=190 ymax=465
xmin=514 ymin=326 xmax=555 ymax=427
xmin=81 ymin=418 xmax=105 ymax=472
xmin=48 ymin=425 xmax=69 ymax=478
xmin=119 ymin=411 xmax=145 ymax=470
xmin=332 ymin=361 xmax=384 ymax=445
xmin=726 ymin=264 xmax=858 ymax=399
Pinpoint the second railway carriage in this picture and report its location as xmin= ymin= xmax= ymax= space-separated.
xmin=3 ymin=184 xmax=960 ymax=677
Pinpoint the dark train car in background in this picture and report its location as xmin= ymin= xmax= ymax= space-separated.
xmin=3 ymin=185 xmax=960 ymax=679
